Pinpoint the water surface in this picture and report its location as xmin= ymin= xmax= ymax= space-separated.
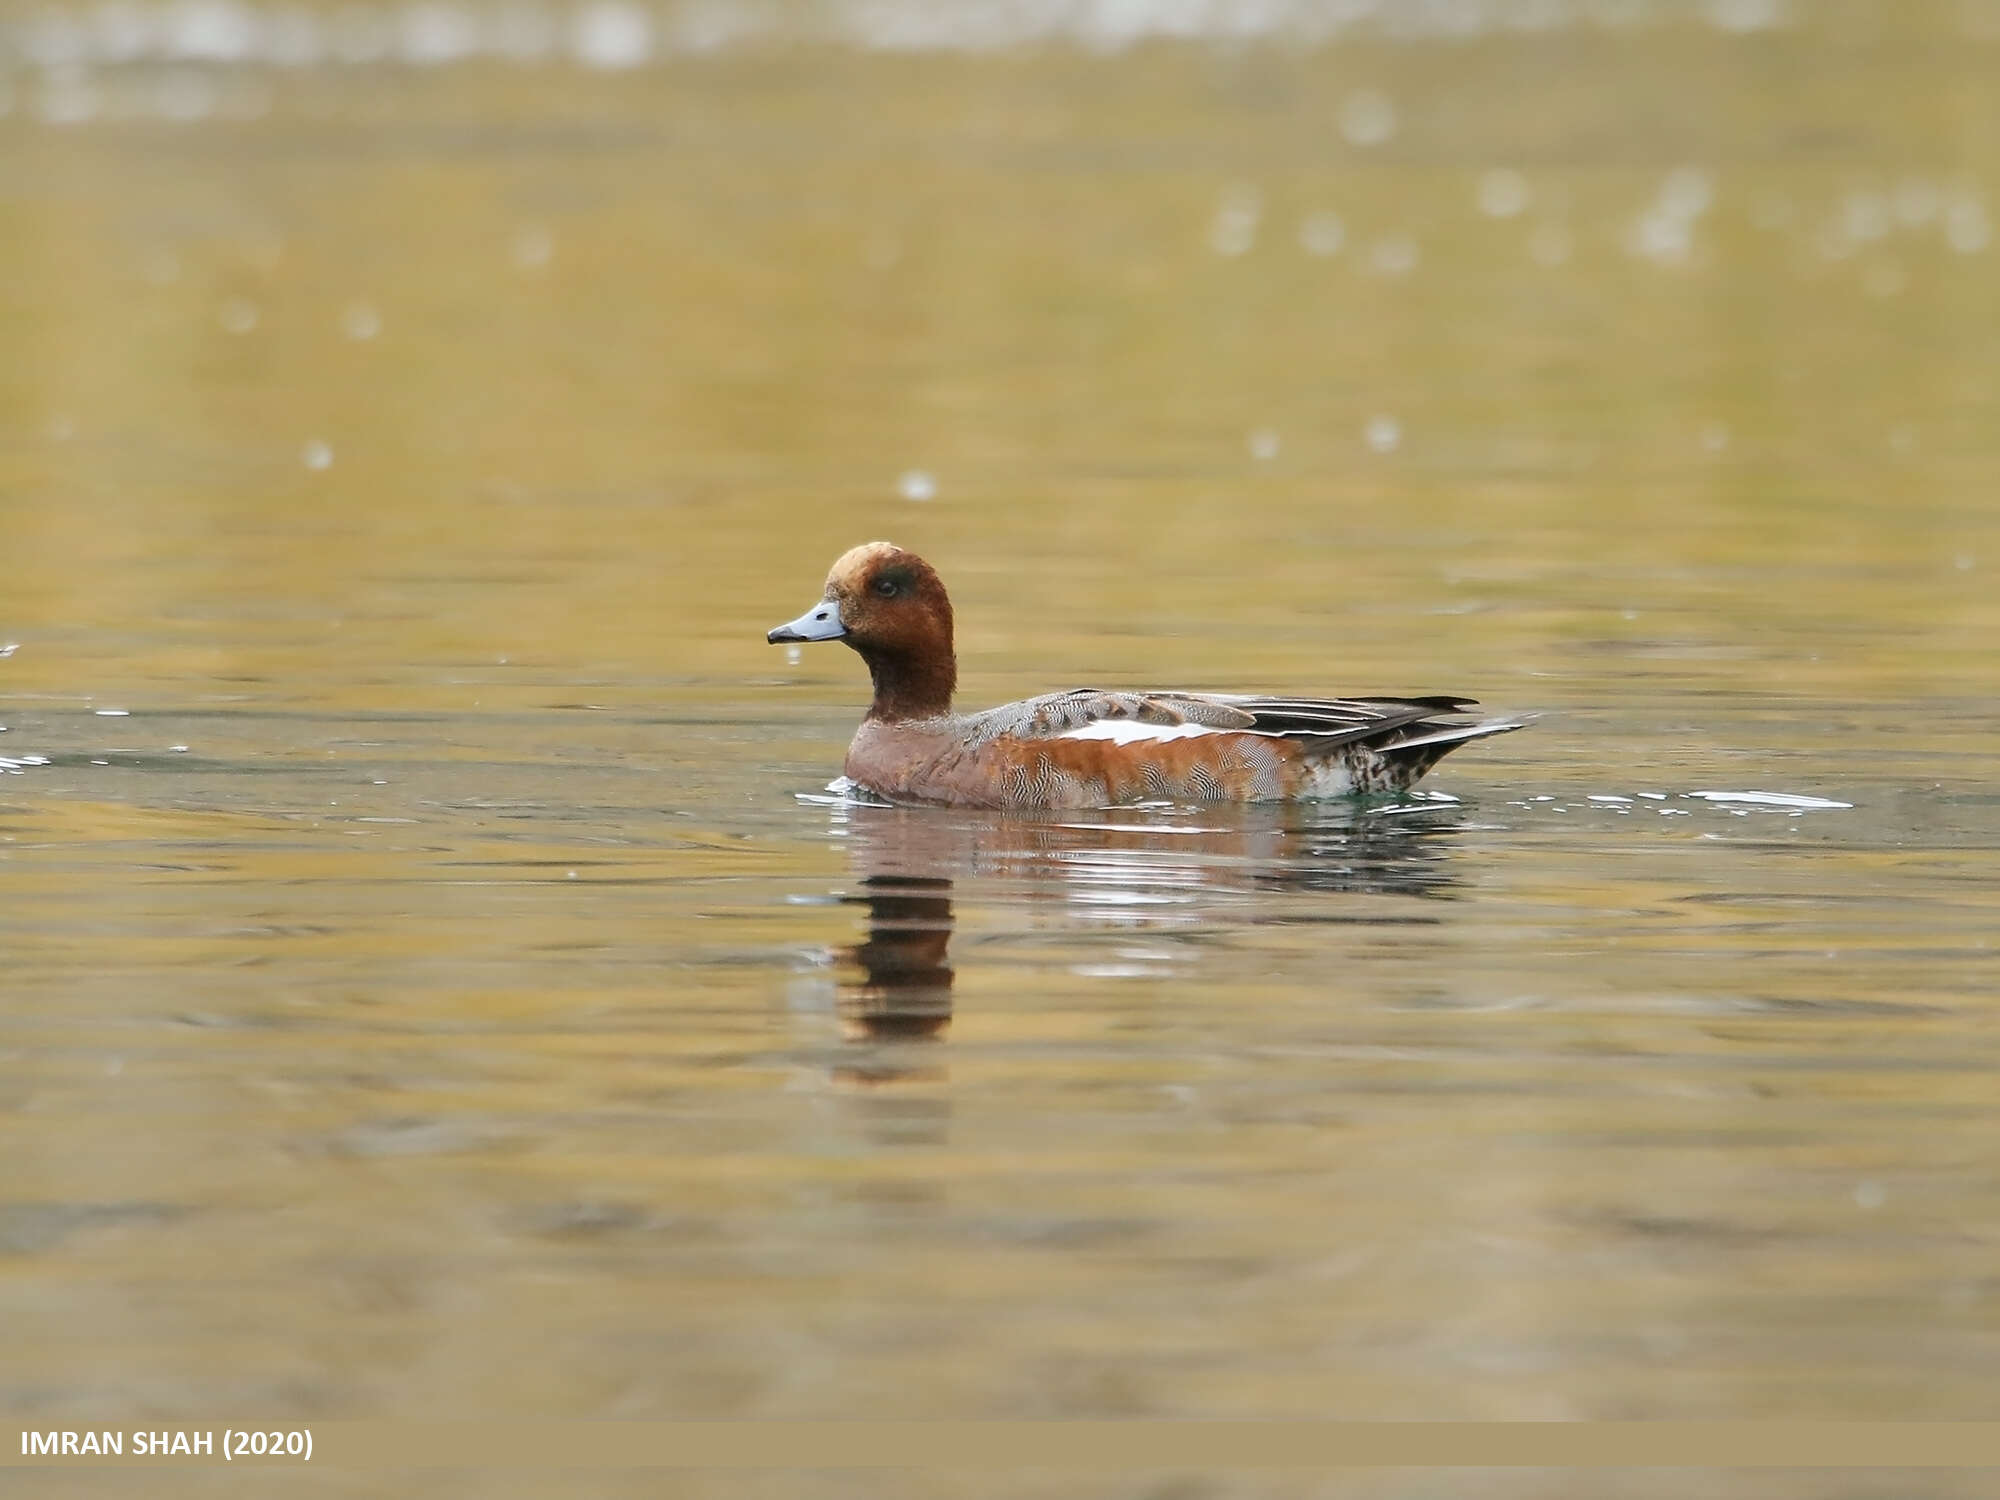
xmin=3 ymin=9 xmax=1999 ymax=1497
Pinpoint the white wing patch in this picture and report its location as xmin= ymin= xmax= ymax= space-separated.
xmin=1058 ymin=719 xmax=1225 ymax=745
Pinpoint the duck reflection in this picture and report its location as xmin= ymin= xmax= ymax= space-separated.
xmin=827 ymin=797 xmax=1465 ymax=1047
xmin=837 ymin=873 xmax=955 ymax=1042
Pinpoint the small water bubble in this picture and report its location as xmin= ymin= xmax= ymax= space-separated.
xmin=897 ymin=469 xmax=936 ymax=501
xmin=171 ymin=745 xmax=190 ymax=753
xmin=1248 ymin=428 xmax=1280 ymax=462
xmin=218 ymin=297 xmax=258 ymax=334
xmin=1365 ymin=415 xmax=1402 ymax=453
xmin=513 ymin=225 xmax=554 ymax=270
xmin=1954 ymin=553 xmax=1976 ymax=571
xmin=398 ymin=1 xmax=480 ymax=64
xmin=566 ymin=869 xmax=579 ymax=879
xmin=1707 ymin=0 xmax=1785 ymax=32
xmin=1298 ymin=209 xmax=1345 ymax=257
xmin=572 ymin=1 xmax=654 ymax=69
xmin=342 ymin=301 xmax=382 ymax=340
xmin=1700 ymin=422 xmax=1729 ymax=453
xmin=1529 ymin=223 xmax=1572 ymax=266
xmin=1369 ymin=235 xmax=1419 ymax=275
xmin=1208 ymin=183 xmax=1261 ymax=257
xmin=48 ymin=414 xmax=75 ymax=442
xmin=167 ymin=0 xmax=256 ymax=58
xmin=141 ymin=248 xmax=181 ymax=285
xmin=302 ymin=440 xmax=333 ymax=471
xmin=1477 ymin=168 xmax=1530 ymax=218
xmin=1852 ymin=1180 xmax=1886 ymax=1210
xmin=1629 ymin=210 xmax=1692 ymax=265
xmin=1888 ymin=423 xmax=1915 ymax=453
xmin=1340 ymin=89 xmax=1397 ymax=147
xmin=1945 ymin=194 xmax=1990 ymax=254
xmin=786 ymin=645 xmax=802 ymax=665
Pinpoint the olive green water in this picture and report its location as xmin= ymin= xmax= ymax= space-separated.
xmin=3 ymin=12 xmax=2000 ymax=1499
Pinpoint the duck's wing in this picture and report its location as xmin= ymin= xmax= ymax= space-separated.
xmin=962 ymin=689 xmax=1251 ymax=745
xmin=964 ymin=689 xmax=1502 ymax=752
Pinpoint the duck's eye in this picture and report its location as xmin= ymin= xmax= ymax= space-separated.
xmin=872 ymin=577 xmax=901 ymax=598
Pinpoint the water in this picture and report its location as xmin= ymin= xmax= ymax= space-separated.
xmin=3 ymin=8 xmax=2000 ymax=1496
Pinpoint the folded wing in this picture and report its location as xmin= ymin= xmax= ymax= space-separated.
xmin=965 ymin=688 xmax=1508 ymax=757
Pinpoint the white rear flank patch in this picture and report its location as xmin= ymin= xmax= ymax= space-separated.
xmin=1058 ymin=719 xmax=1224 ymax=745
xmin=1300 ymin=759 xmax=1357 ymax=799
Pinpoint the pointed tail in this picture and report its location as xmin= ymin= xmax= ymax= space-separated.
xmin=1378 ymin=714 xmax=1534 ymax=779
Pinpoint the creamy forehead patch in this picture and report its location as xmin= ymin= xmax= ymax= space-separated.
xmin=1058 ymin=719 xmax=1224 ymax=744
xmin=828 ymin=540 xmax=904 ymax=584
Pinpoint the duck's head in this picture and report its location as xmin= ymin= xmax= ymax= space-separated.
xmin=768 ymin=543 xmax=956 ymax=720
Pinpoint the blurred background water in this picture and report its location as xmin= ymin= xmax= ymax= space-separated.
xmin=3 ymin=3 xmax=1999 ymax=1496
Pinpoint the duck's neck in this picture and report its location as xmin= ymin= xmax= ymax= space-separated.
xmin=857 ymin=645 xmax=956 ymax=722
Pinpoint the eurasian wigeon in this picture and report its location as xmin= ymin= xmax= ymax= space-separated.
xmin=768 ymin=542 xmax=1527 ymax=809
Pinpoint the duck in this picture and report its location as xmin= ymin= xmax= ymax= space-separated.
xmin=767 ymin=542 xmax=1527 ymax=809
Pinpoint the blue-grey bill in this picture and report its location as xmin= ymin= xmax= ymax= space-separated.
xmin=767 ymin=598 xmax=846 ymax=643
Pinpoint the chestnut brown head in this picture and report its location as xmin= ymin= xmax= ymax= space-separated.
xmin=768 ymin=543 xmax=957 ymax=720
